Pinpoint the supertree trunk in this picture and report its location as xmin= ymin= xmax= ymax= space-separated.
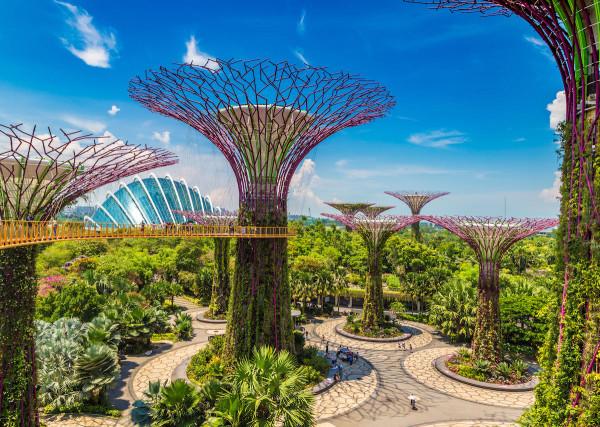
xmin=411 ymin=222 xmax=422 ymax=242
xmin=208 ymin=238 xmax=230 ymax=318
xmin=224 ymin=202 xmax=293 ymax=360
xmin=0 ymin=246 xmax=39 ymax=427
xmin=362 ymin=248 xmax=385 ymax=330
xmin=472 ymin=260 xmax=502 ymax=363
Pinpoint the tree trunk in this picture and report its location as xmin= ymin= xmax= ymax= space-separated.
xmin=472 ymin=260 xmax=502 ymax=363
xmin=411 ymin=221 xmax=422 ymax=242
xmin=224 ymin=202 xmax=293 ymax=361
xmin=0 ymin=246 xmax=39 ymax=427
xmin=362 ymin=249 xmax=384 ymax=330
xmin=209 ymin=238 xmax=230 ymax=317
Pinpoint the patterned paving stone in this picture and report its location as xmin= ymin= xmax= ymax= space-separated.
xmin=314 ymin=356 xmax=377 ymax=421
xmin=130 ymin=342 xmax=207 ymax=400
xmin=403 ymin=347 xmax=534 ymax=409
xmin=313 ymin=318 xmax=432 ymax=352
xmin=414 ymin=422 xmax=517 ymax=427
xmin=43 ymin=414 xmax=119 ymax=427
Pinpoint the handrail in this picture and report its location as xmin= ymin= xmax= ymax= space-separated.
xmin=0 ymin=220 xmax=295 ymax=249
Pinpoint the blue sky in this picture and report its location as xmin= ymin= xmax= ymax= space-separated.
xmin=0 ymin=0 xmax=564 ymax=218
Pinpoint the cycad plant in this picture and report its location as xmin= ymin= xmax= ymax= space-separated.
xmin=174 ymin=313 xmax=193 ymax=341
xmin=207 ymin=346 xmax=315 ymax=427
xmin=74 ymin=343 xmax=120 ymax=404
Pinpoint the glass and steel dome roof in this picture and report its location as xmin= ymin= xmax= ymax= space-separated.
xmin=85 ymin=173 xmax=218 ymax=226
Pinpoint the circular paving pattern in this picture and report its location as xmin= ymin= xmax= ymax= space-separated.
xmin=414 ymin=422 xmax=517 ymax=427
xmin=404 ymin=347 xmax=534 ymax=409
xmin=314 ymin=318 xmax=432 ymax=351
xmin=314 ymin=356 xmax=378 ymax=421
xmin=130 ymin=342 xmax=207 ymax=399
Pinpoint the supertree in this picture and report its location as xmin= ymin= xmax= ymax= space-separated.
xmin=129 ymin=59 xmax=394 ymax=359
xmin=324 ymin=202 xmax=373 ymax=231
xmin=0 ymin=123 xmax=176 ymax=426
xmin=406 ymin=0 xmax=600 ymax=422
xmin=421 ymin=216 xmax=558 ymax=362
xmin=385 ymin=191 xmax=449 ymax=241
xmin=175 ymin=210 xmax=237 ymax=318
xmin=323 ymin=206 xmax=419 ymax=330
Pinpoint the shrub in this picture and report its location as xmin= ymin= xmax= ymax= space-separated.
xmin=36 ymin=282 xmax=107 ymax=322
xmin=473 ymin=359 xmax=492 ymax=378
xmin=390 ymin=301 xmax=406 ymax=320
xmin=293 ymin=329 xmax=306 ymax=352
xmin=497 ymin=362 xmax=512 ymax=380
xmin=457 ymin=365 xmax=485 ymax=382
xmin=456 ymin=347 xmax=471 ymax=361
xmin=151 ymin=379 xmax=205 ymax=427
xmin=187 ymin=336 xmax=226 ymax=385
xmin=299 ymin=345 xmax=330 ymax=377
xmin=511 ymin=359 xmax=528 ymax=380
xmin=174 ymin=313 xmax=193 ymax=341
xmin=301 ymin=365 xmax=324 ymax=385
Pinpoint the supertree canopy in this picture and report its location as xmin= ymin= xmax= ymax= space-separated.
xmin=175 ymin=210 xmax=237 ymax=318
xmin=0 ymin=124 xmax=176 ymax=426
xmin=385 ymin=191 xmax=449 ymax=241
xmin=323 ymin=206 xmax=419 ymax=330
xmin=422 ymin=216 xmax=558 ymax=363
xmin=324 ymin=202 xmax=374 ymax=216
xmin=406 ymin=0 xmax=600 ymax=422
xmin=130 ymin=59 xmax=394 ymax=359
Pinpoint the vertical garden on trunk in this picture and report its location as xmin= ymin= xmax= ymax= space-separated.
xmin=130 ymin=59 xmax=394 ymax=359
xmin=0 ymin=124 xmax=176 ymax=426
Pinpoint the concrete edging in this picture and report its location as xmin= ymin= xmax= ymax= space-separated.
xmin=335 ymin=322 xmax=412 ymax=343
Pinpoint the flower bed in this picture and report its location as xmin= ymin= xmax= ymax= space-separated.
xmin=196 ymin=310 xmax=227 ymax=324
xmin=340 ymin=313 xmax=411 ymax=341
xmin=438 ymin=348 xmax=538 ymax=390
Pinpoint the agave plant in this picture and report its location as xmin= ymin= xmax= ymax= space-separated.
xmin=74 ymin=343 xmax=120 ymax=404
xmin=207 ymin=346 xmax=315 ymax=427
xmin=36 ymin=318 xmax=87 ymax=407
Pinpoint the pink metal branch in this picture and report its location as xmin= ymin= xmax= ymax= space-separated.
xmin=173 ymin=209 xmax=237 ymax=226
xmin=130 ymin=59 xmax=395 ymax=211
xmin=0 ymin=123 xmax=177 ymax=220
xmin=420 ymin=215 xmax=559 ymax=262
xmin=385 ymin=191 xmax=449 ymax=215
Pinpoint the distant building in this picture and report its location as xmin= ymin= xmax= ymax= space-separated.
xmin=85 ymin=174 xmax=218 ymax=226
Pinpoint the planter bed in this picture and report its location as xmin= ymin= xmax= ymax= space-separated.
xmin=335 ymin=323 xmax=412 ymax=343
xmin=434 ymin=354 xmax=538 ymax=392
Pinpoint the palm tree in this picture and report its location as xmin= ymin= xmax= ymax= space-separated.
xmin=206 ymin=347 xmax=315 ymax=426
xmin=151 ymin=379 xmax=204 ymax=427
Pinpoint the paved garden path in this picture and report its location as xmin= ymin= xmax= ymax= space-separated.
xmin=306 ymin=316 xmax=529 ymax=427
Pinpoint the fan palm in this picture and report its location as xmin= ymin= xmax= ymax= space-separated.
xmin=429 ymin=279 xmax=477 ymax=342
xmin=208 ymin=346 xmax=315 ymax=426
xmin=151 ymin=379 xmax=204 ymax=427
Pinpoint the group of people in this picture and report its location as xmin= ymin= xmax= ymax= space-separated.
xmin=398 ymin=341 xmax=412 ymax=351
xmin=324 ymin=341 xmax=358 ymax=382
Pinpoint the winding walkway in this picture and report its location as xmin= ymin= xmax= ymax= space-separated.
xmin=44 ymin=305 xmax=534 ymax=427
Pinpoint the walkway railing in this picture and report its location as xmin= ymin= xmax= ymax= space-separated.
xmin=0 ymin=221 xmax=295 ymax=249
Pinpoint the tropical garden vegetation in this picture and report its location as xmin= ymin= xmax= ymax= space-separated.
xmin=19 ymin=214 xmax=556 ymax=424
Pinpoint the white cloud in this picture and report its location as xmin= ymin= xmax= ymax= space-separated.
xmin=152 ymin=131 xmax=171 ymax=145
xmin=183 ymin=36 xmax=219 ymax=71
xmin=407 ymin=130 xmax=466 ymax=148
xmin=293 ymin=49 xmax=310 ymax=65
xmin=335 ymin=159 xmax=348 ymax=168
xmin=55 ymin=1 xmax=117 ymax=68
xmin=540 ymin=171 xmax=561 ymax=203
xmin=61 ymin=114 xmax=106 ymax=133
xmin=107 ymin=105 xmax=120 ymax=116
xmin=297 ymin=10 xmax=306 ymax=35
xmin=547 ymin=90 xmax=566 ymax=130
xmin=289 ymin=159 xmax=322 ymax=214
xmin=524 ymin=35 xmax=553 ymax=59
